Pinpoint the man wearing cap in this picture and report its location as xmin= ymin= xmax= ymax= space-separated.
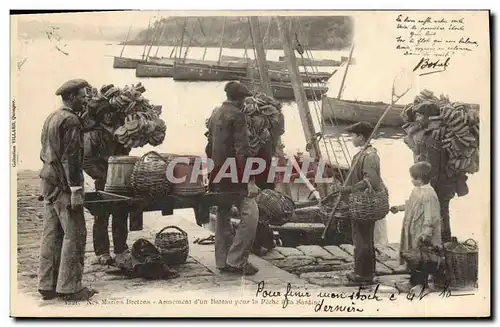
xmin=411 ymin=102 xmax=460 ymax=243
xmin=206 ymin=81 xmax=260 ymax=275
xmin=83 ymin=110 xmax=131 ymax=266
xmin=38 ymin=78 xmax=97 ymax=301
xmin=335 ymin=121 xmax=386 ymax=285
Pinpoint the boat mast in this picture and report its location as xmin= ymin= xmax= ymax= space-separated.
xmin=337 ymin=43 xmax=355 ymax=99
xmin=183 ymin=22 xmax=196 ymax=61
xmin=248 ymin=16 xmax=272 ymax=96
xmin=145 ymin=14 xmax=162 ymax=61
xmin=178 ymin=17 xmax=188 ymax=61
xmin=154 ymin=20 xmax=167 ymax=58
xmin=169 ymin=21 xmax=184 ymax=58
xmin=119 ymin=24 xmax=132 ymax=57
xmin=262 ymin=18 xmax=273 ymax=56
xmin=142 ymin=17 xmax=153 ymax=60
xmin=217 ymin=17 xmax=227 ymax=65
xmin=276 ymin=16 xmax=322 ymax=160
xmin=197 ymin=17 xmax=209 ymax=60
xmin=249 ymin=16 xmax=291 ymax=197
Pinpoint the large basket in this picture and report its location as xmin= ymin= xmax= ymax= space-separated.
xmin=348 ymin=180 xmax=389 ymax=221
xmin=154 ymin=226 xmax=189 ymax=265
xmin=130 ymin=151 xmax=172 ymax=198
xmin=437 ymin=238 xmax=478 ymax=289
xmin=256 ymin=189 xmax=295 ymax=225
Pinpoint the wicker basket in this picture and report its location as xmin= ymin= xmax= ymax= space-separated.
xmin=348 ymin=180 xmax=389 ymax=221
xmin=319 ymin=197 xmax=353 ymax=245
xmin=130 ymin=151 xmax=172 ymax=198
xmin=256 ymin=189 xmax=295 ymax=225
xmin=154 ymin=226 xmax=189 ymax=265
xmin=438 ymin=238 xmax=478 ymax=289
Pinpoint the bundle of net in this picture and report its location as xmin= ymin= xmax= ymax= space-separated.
xmin=242 ymin=92 xmax=284 ymax=156
xmin=400 ymin=89 xmax=479 ymax=175
xmin=85 ymin=82 xmax=166 ymax=149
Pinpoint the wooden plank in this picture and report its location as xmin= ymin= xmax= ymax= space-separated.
xmin=271 ymin=222 xmax=325 ymax=231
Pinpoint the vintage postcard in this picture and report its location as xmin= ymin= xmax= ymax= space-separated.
xmin=10 ymin=10 xmax=491 ymax=317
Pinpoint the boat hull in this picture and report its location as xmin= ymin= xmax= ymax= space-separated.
xmin=219 ymin=56 xmax=288 ymax=70
xmin=136 ymin=63 xmax=174 ymax=77
xmin=247 ymin=67 xmax=335 ymax=83
xmin=278 ymin=56 xmax=342 ymax=67
xmin=239 ymin=78 xmax=328 ymax=101
xmin=220 ymin=55 xmax=249 ymax=62
xmin=172 ymin=62 xmax=248 ymax=81
xmin=113 ymin=57 xmax=145 ymax=69
xmin=321 ymin=97 xmax=406 ymax=127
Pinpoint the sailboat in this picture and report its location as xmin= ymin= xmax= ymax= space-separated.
xmin=113 ymin=19 xmax=151 ymax=69
xmin=172 ymin=17 xmax=251 ymax=82
xmin=114 ymin=14 xmax=169 ymax=70
xmin=277 ymin=56 xmax=346 ymax=67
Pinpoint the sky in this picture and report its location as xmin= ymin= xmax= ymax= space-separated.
xmin=12 ymin=10 xmax=162 ymax=29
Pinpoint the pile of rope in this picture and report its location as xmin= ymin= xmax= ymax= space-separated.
xmin=242 ymin=92 xmax=284 ymax=156
xmin=84 ymin=82 xmax=166 ymax=149
xmin=401 ymin=89 xmax=479 ymax=175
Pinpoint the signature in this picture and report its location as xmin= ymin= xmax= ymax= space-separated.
xmin=413 ymin=57 xmax=451 ymax=76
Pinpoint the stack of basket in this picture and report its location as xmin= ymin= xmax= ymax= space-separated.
xmin=130 ymin=151 xmax=172 ymax=198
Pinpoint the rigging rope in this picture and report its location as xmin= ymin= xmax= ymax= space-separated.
xmin=284 ymin=19 xmax=344 ymax=181
xmin=289 ymin=18 xmax=353 ymax=181
xmin=294 ymin=18 xmax=353 ymax=166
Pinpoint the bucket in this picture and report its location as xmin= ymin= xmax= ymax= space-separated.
xmin=105 ymin=155 xmax=139 ymax=195
xmin=167 ymin=155 xmax=206 ymax=196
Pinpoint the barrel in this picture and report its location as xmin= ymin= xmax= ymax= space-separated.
xmin=167 ymin=155 xmax=206 ymax=196
xmin=105 ymin=155 xmax=139 ymax=195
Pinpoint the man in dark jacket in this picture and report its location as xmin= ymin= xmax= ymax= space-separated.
xmin=83 ymin=112 xmax=130 ymax=266
xmin=38 ymin=79 xmax=97 ymax=301
xmin=413 ymin=102 xmax=459 ymax=243
xmin=337 ymin=122 xmax=383 ymax=284
xmin=206 ymin=82 xmax=260 ymax=275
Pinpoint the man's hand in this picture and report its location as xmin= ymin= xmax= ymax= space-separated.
xmin=247 ymin=180 xmax=260 ymax=198
xmin=94 ymin=179 xmax=105 ymax=191
xmin=418 ymin=234 xmax=432 ymax=245
xmin=70 ymin=187 xmax=84 ymax=210
xmin=390 ymin=206 xmax=399 ymax=214
xmin=339 ymin=185 xmax=353 ymax=194
xmin=312 ymin=190 xmax=321 ymax=202
xmin=332 ymin=182 xmax=352 ymax=194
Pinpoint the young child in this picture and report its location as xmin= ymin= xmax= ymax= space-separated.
xmin=390 ymin=161 xmax=442 ymax=292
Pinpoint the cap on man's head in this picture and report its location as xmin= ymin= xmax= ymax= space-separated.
xmin=224 ymin=81 xmax=253 ymax=100
xmin=55 ymin=79 xmax=89 ymax=96
xmin=415 ymin=102 xmax=440 ymax=118
xmin=345 ymin=121 xmax=374 ymax=140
